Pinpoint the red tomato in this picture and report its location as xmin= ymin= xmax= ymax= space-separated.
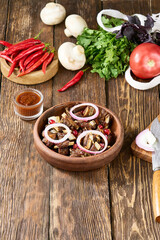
xmin=129 ymin=43 xmax=160 ymax=79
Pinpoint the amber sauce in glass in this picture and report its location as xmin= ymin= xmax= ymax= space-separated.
xmin=16 ymin=92 xmax=41 ymax=106
xmin=14 ymin=89 xmax=43 ymax=119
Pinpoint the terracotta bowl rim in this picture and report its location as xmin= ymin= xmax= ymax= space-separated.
xmin=33 ymin=101 xmax=124 ymax=164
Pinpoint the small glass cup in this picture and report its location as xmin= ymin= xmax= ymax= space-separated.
xmin=13 ymin=88 xmax=43 ymax=120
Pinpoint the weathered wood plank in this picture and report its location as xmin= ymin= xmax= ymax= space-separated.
xmin=0 ymin=0 xmax=53 ymax=239
xmin=102 ymin=0 xmax=160 ymax=239
xmin=49 ymin=0 xmax=112 ymax=239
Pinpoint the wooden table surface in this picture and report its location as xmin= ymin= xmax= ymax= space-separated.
xmin=0 ymin=0 xmax=160 ymax=239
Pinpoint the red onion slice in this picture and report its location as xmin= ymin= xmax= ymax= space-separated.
xmin=44 ymin=123 xmax=71 ymax=144
xmin=135 ymin=129 xmax=156 ymax=152
xmin=70 ymin=103 xmax=99 ymax=121
xmin=76 ymin=130 xmax=108 ymax=154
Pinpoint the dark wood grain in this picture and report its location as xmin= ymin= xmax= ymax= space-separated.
xmin=102 ymin=0 xmax=160 ymax=239
xmin=0 ymin=0 xmax=160 ymax=239
xmin=0 ymin=0 xmax=53 ymax=239
xmin=50 ymin=0 xmax=112 ymax=239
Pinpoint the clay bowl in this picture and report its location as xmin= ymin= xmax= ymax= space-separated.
xmin=0 ymin=52 xmax=58 ymax=85
xmin=33 ymin=101 xmax=124 ymax=171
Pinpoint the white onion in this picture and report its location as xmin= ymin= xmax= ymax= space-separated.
xmin=125 ymin=67 xmax=160 ymax=90
xmin=97 ymin=9 xmax=160 ymax=33
xmin=135 ymin=129 xmax=156 ymax=152
xmin=69 ymin=103 xmax=99 ymax=121
xmin=44 ymin=123 xmax=71 ymax=144
xmin=76 ymin=130 xmax=108 ymax=154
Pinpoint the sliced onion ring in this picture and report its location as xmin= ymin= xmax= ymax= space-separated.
xmin=70 ymin=103 xmax=99 ymax=121
xmin=76 ymin=130 xmax=108 ymax=154
xmin=44 ymin=123 xmax=71 ymax=144
xmin=135 ymin=129 xmax=156 ymax=152
xmin=125 ymin=67 xmax=160 ymax=90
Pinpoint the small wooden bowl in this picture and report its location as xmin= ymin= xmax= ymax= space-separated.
xmin=0 ymin=53 xmax=58 ymax=85
xmin=33 ymin=101 xmax=124 ymax=171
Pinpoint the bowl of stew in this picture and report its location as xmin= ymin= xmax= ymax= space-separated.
xmin=33 ymin=101 xmax=124 ymax=171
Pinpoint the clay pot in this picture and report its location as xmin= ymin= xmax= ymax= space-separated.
xmin=33 ymin=101 xmax=124 ymax=171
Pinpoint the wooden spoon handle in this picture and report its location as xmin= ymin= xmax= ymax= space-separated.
xmin=153 ymin=170 xmax=160 ymax=223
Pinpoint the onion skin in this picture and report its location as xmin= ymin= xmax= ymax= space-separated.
xmin=70 ymin=103 xmax=99 ymax=121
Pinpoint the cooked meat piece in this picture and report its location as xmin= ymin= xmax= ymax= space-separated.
xmin=58 ymin=147 xmax=69 ymax=156
xmin=77 ymin=121 xmax=91 ymax=130
xmin=104 ymin=114 xmax=112 ymax=128
xmin=70 ymin=148 xmax=85 ymax=157
xmin=48 ymin=132 xmax=57 ymax=140
xmin=57 ymin=132 xmax=66 ymax=139
xmin=83 ymin=134 xmax=90 ymax=146
xmin=61 ymin=116 xmax=79 ymax=130
xmin=57 ymin=140 xmax=70 ymax=148
xmin=107 ymin=133 xmax=114 ymax=146
xmin=74 ymin=111 xmax=83 ymax=117
xmin=90 ymin=144 xmax=98 ymax=152
xmin=97 ymin=108 xmax=107 ymax=124
xmin=42 ymin=138 xmax=54 ymax=148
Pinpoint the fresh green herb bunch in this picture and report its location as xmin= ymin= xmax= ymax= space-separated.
xmin=101 ymin=16 xmax=124 ymax=28
xmin=77 ymin=28 xmax=136 ymax=80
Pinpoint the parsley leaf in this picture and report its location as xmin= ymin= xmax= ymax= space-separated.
xmin=77 ymin=28 xmax=136 ymax=80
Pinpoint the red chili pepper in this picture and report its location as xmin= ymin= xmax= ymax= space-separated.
xmin=19 ymin=56 xmax=27 ymax=72
xmin=25 ymin=54 xmax=44 ymax=70
xmin=0 ymin=40 xmax=12 ymax=48
xmin=1 ymin=42 xmax=38 ymax=56
xmin=42 ymin=52 xmax=54 ymax=74
xmin=58 ymin=67 xmax=89 ymax=92
xmin=8 ymin=61 xmax=16 ymax=77
xmin=0 ymin=54 xmax=13 ymax=63
xmin=18 ymin=52 xmax=50 ymax=77
xmin=13 ymin=43 xmax=45 ymax=62
xmin=24 ymin=49 xmax=44 ymax=68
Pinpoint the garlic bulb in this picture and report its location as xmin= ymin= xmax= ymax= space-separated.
xmin=40 ymin=2 xmax=66 ymax=25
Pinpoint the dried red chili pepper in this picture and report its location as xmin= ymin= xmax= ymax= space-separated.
xmin=0 ymin=40 xmax=12 ymax=48
xmin=42 ymin=51 xmax=54 ymax=74
xmin=18 ymin=52 xmax=50 ymax=77
xmin=0 ymin=54 xmax=13 ymax=63
xmin=58 ymin=67 xmax=89 ymax=92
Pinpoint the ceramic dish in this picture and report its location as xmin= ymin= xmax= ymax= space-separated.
xmin=0 ymin=52 xmax=58 ymax=85
xmin=33 ymin=101 xmax=124 ymax=171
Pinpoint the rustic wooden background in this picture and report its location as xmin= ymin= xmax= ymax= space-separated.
xmin=0 ymin=0 xmax=160 ymax=239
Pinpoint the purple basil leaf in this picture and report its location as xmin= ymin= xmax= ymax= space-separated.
xmin=144 ymin=14 xmax=155 ymax=29
xmin=127 ymin=15 xmax=141 ymax=25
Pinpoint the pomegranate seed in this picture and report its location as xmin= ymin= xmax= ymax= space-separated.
xmin=73 ymin=144 xmax=78 ymax=149
xmin=72 ymin=130 xmax=78 ymax=137
xmin=103 ymin=128 xmax=111 ymax=135
xmin=98 ymin=125 xmax=103 ymax=129
xmin=49 ymin=119 xmax=55 ymax=124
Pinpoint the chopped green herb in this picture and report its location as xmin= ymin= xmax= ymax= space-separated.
xmin=77 ymin=28 xmax=136 ymax=80
xmin=101 ymin=16 xmax=124 ymax=28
